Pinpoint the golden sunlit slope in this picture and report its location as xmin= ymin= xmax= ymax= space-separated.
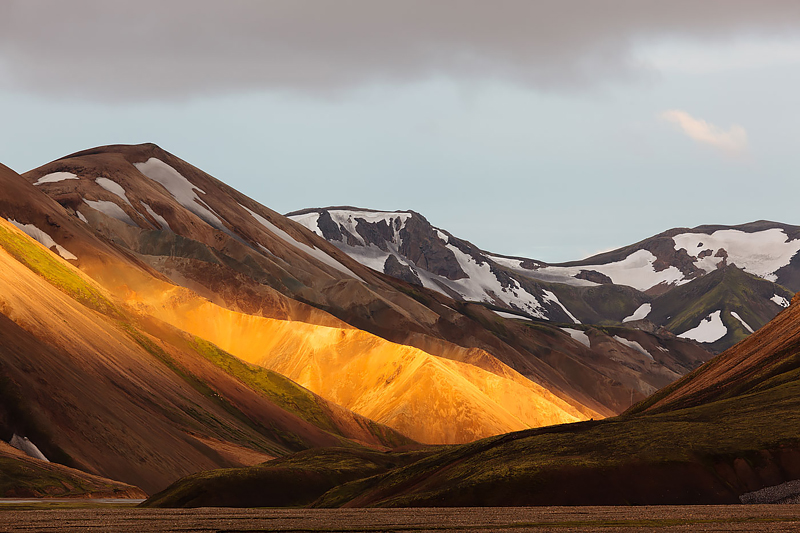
xmin=136 ymin=288 xmax=586 ymax=444
xmin=0 ymin=214 xmax=410 ymax=495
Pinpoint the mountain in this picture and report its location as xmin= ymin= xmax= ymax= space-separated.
xmin=0 ymin=160 xmax=424 ymax=495
xmin=289 ymin=208 xmax=796 ymax=352
xmin=146 ymin=293 xmax=800 ymax=507
xmin=23 ymin=144 xmax=717 ymax=427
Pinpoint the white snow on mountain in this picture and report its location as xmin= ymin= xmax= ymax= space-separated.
xmin=622 ymin=303 xmax=652 ymax=323
xmin=541 ymin=289 xmax=580 ymax=324
xmin=672 ymin=229 xmax=800 ymax=281
xmin=6 ymin=219 xmax=77 ymax=260
xmin=533 ymin=249 xmax=686 ymax=292
xmin=95 ymin=178 xmax=131 ymax=206
xmin=678 ymin=310 xmax=727 ymax=343
xmin=440 ymin=240 xmax=547 ymax=318
xmin=134 ymin=158 xmax=226 ymax=231
xmin=561 ymin=327 xmax=591 ymax=348
xmin=613 ymin=335 xmax=654 ymax=361
xmin=493 ymin=310 xmax=533 ymax=321
xmin=141 ymin=202 xmax=171 ymax=231
xmin=34 ymin=172 xmax=78 ymax=186
xmin=83 ymin=199 xmax=136 ymax=226
xmin=771 ymin=294 xmax=791 ymax=308
xmin=730 ymin=311 xmax=754 ymax=333
xmin=76 ymin=211 xmax=88 ymax=224
xmin=242 ymin=205 xmax=361 ymax=280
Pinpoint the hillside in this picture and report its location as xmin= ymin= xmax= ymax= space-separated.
xmin=147 ymin=294 xmax=800 ymax=507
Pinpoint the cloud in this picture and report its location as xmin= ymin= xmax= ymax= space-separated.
xmin=1 ymin=1 xmax=800 ymax=101
xmin=660 ymin=110 xmax=748 ymax=154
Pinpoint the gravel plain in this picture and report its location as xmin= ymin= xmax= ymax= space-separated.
xmin=0 ymin=505 xmax=799 ymax=532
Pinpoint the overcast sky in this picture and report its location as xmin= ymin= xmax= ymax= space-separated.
xmin=2 ymin=1 xmax=799 ymax=261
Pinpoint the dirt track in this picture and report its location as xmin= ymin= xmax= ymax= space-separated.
xmin=0 ymin=505 xmax=799 ymax=532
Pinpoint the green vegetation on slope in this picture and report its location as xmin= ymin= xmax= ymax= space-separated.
xmin=121 ymin=324 xmax=300 ymax=456
xmin=191 ymin=338 xmax=411 ymax=449
xmin=141 ymin=447 xmax=429 ymax=508
xmin=650 ymin=266 xmax=793 ymax=352
xmin=0 ymin=224 xmax=118 ymax=316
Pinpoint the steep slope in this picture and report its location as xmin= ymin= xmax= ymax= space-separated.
xmin=291 ymin=207 xmax=795 ymax=352
xmin=149 ymin=295 xmax=800 ymax=507
xmin=27 ymin=144 xmax=676 ymax=421
xmin=0 ymin=168 xmax=414 ymax=494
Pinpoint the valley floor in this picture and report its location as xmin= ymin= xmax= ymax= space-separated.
xmin=0 ymin=505 xmax=799 ymax=532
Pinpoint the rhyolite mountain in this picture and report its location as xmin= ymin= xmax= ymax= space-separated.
xmin=290 ymin=208 xmax=796 ymax=352
xmin=146 ymin=292 xmax=800 ymax=507
xmin=0 ymin=143 xmax=715 ymax=497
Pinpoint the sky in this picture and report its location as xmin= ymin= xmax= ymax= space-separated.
xmin=1 ymin=1 xmax=800 ymax=262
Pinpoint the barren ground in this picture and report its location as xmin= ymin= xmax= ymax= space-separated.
xmin=0 ymin=505 xmax=799 ymax=532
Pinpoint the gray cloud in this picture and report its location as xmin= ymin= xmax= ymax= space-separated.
xmin=1 ymin=0 xmax=799 ymax=101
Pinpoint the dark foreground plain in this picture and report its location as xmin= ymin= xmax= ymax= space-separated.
xmin=0 ymin=505 xmax=799 ymax=532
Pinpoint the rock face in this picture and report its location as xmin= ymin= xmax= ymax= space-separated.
xmin=291 ymin=207 xmax=797 ymax=353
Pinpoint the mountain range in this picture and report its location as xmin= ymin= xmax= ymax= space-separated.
xmin=1 ymin=143 xmax=798 ymax=501
xmin=289 ymin=208 xmax=796 ymax=353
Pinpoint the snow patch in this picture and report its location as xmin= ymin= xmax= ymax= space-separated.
xmin=6 ymin=219 xmax=77 ymax=260
xmin=76 ymin=211 xmax=88 ymax=224
xmin=34 ymin=172 xmax=78 ymax=186
xmin=9 ymin=434 xmax=48 ymax=462
xmin=673 ymin=228 xmax=800 ymax=281
xmin=493 ymin=310 xmax=533 ymax=321
xmin=141 ymin=202 xmax=171 ymax=231
xmin=730 ymin=311 xmax=754 ymax=333
xmin=134 ymin=158 xmax=225 ymax=230
xmin=83 ymin=199 xmax=136 ymax=226
xmin=678 ymin=310 xmax=728 ymax=343
xmin=771 ymin=294 xmax=790 ymax=308
xmin=95 ymin=178 xmax=131 ymax=206
xmin=242 ymin=205 xmax=362 ymax=280
xmin=561 ymin=328 xmax=591 ymax=348
xmin=622 ymin=303 xmax=651 ymax=323
xmin=613 ymin=335 xmax=654 ymax=361
xmin=541 ymin=289 xmax=580 ymax=324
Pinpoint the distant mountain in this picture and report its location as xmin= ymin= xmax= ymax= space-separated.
xmin=289 ymin=207 xmax=796 ymax=351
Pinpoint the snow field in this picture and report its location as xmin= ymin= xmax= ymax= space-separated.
xmin=673 ymin=228 xmax=800 ymax=281
xmin=622 ymin=303 xmax=651 ymax=323
xmin=34 ymin=172 xmax=78 ymax=185
xmin=561 ymin=327 xmax=591 ymax=348
xmin=613 ymin=335 xmax=654 ymax=361
xmin=678 ymin=310 xmax=727 ymax=343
